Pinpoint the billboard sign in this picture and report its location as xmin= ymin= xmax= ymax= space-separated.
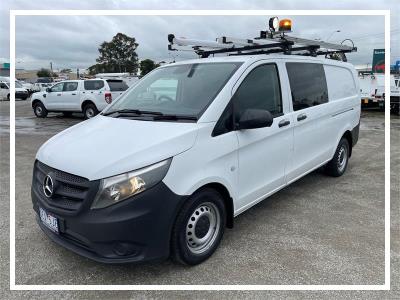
xmin=372 ymin=49 xmax=385 ymax=73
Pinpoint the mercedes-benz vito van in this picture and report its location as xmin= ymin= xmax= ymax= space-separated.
xmin=32 ymin=55 xmax=360 ymax=265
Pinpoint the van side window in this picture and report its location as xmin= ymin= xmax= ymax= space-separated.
xmin=0 ymin=83 xmax=7 ymax=89
xmin=63 ymin=82 xmax=78 ymax=92
xmin=233 ymin=64 xmax=282 ymax=120
xmin=84 ymin=80 xmax=104 ymax=90
xmin=323 ymin=65 xmax=356 ymax=101
xmin=286 ymin=62 xmax=328 ymax=111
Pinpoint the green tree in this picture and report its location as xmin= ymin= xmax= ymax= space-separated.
xmin=60 ymin=68 xmax=72 ymax=73
xmin=37 ymin=68 xmax=52 ymax=77
xmin=140 ymin=59 xmax=160 ymax=76
xmin=93 ymin=33 xmax=139 ymax=74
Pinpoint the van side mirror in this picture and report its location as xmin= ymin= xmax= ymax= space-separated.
xmin=46 ymin=88 xmax=51 ymax=93
xmin=236 ymin=109 xmax=273 ymax=130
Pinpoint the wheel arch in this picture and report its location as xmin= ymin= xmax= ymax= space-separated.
xmin=191 ymin=182 xmax=234 ymax=229
xmin=341 ymin=130 xmax=353 ymax=157
xmin=81 ymin=100 xmax=97 ymax=111
xmin=31 ymin=99 xmax=43 ymax=108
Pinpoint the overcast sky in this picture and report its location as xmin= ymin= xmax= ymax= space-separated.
xmin=1 ymin=0 xmax=399 ymax=70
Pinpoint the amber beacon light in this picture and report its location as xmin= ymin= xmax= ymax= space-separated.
xmin=279 ymin=19 xmax=292 ymax=32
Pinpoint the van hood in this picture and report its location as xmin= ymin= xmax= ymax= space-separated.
xmin=36 ymin=115 xmax=198 ymax=180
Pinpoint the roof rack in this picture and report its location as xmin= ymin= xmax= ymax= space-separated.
xmin=167 ymin=17 xmax=357 ymax=62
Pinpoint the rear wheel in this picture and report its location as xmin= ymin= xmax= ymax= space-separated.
xmin=325 ymin=137 xmax=349 ymax=177
xmin=171 ymin=188 xmax=226 ymax=265
xmin=33 ymin=102 xmax=48 ymax=118
xmin=83 ymin=103 xmax=98 ymax=119
xmin=7 ymin=94 xmax=10 ymax=101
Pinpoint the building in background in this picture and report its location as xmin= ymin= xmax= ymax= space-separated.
xmin=0 ymin=63 xmax=10 ymax=76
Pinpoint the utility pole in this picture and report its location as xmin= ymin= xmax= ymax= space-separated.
xmin=50 ymin=62 xmax=53 ymax=73
xmin=77 ymin=68 xmax=80 ymax=79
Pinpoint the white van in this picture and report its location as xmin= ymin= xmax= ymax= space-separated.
xmin=31 ymin=54 xmax=360 ymax=265
xmin=30 ymin=79 xmax=129 ymax=118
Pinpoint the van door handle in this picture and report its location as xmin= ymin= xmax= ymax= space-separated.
xmin=278 ymin=119 xmax=290 ymax=128
xmin=71 ymin=93 xmax=76 ymax=95
xmin=297 ymin=113 xmax=307 ymax=121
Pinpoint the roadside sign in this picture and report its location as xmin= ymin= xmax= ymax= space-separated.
xmin=372 ymin=49 xmax=385 ymax=73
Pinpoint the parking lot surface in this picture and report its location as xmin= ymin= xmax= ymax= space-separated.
xmin=0 ymin=100 xmax=399 ymax=298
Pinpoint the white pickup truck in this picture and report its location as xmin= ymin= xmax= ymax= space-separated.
xmin=31 ymin=79 xmax=129 ymax=118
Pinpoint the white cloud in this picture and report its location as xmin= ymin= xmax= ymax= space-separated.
xmin=1 ymin=0 xmax=399 ymax=69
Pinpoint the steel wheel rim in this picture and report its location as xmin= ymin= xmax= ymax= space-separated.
xmin=86 ymin=108 xmax=94 ymax=118
xmin=337 ymin=145 xmax=347 ymax=172
xmin=186 ymin=202 xmax=221 ymax=254
xmin=36 ymin=106 xmax=42 ymax=115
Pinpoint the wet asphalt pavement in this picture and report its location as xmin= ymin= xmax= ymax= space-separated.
xmin=0 ymin=100 xmax=399 ymax=299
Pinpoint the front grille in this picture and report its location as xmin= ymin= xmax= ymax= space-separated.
xmin=33 ymin=160 xmax=91 ymax=212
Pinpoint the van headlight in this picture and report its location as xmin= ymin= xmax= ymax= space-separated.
xmin=91 ymin=158 xmax=172 ymax=209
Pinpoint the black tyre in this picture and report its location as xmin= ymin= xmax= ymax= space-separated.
xmin=33 ymin=102 xmax=48 ymax=118
xmin=171 ymin=188 xmax=226 ymax=265
xmin=62 ymin=112 xmax=73 ymax=117
xmin=7 ymin=94 xmax=10 ymax=101
xmin=325 ymin=138 xmax=350 ymax=177
xmin=83 ymin=103 xmax=98 ymax=119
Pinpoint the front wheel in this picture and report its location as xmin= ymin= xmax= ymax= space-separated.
xmin=33 ymin=102 xmax=48 ymax=118
xmin=83 ymin=103 xmax=98 ymax=119
xmin=171 ymin=188 xmax=226 ymax=265
xmin=325 ymin=138 xmax=350 ymax=177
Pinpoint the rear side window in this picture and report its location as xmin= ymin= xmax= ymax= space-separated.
xmin=0 ymin=83 xmax=8 ymax=89
xmin=63 ymin=82 xmax=78 ymax=92
xmin=233 ymin=64 xmax=282 ymax=119
xmin=324 ymin=65 xmax=356 ymax=101
xmin=107 ymin=80 xmax=129 ymax=91
xmin=286 ymin=62 xmax=328 ymax=111
xmin=84 ymin=80 xmax=104 ymax=90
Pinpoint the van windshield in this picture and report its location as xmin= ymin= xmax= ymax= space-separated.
xmin=103 ymin=62 xmax=242 ymax=118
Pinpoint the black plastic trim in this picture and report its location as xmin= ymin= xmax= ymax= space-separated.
xmin=351 ymin=121 xmax=360 ymax=147
xmin=32 ymin=181 xmax=187 ymax=264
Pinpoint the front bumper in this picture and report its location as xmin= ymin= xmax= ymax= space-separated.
xmin=32 ymin=180 xmax=186 ymax=264
xmin=15 ymin=91 xmax=28 ymax=99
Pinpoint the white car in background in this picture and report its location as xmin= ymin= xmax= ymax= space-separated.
xmin=31 ymin=78 xmax=129 ymax=118
xmin=0 ymin=82 xmax=9 ymax=101
xmin=0 ymin=81 xmax=29 ymax=101
xmin=19 ymin=81 xmax=35 ymax=95
xmin=32 ymin=82 xmax=53 ymax=92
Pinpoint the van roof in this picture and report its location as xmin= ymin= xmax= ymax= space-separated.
xmin=161 ymin=54 xmax=354 ymax=68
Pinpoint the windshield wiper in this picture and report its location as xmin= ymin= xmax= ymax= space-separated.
xmin=152 ymin=114 xmax=197 ymax=121
xmin=102 ymin=109 xmax=163 ymax=116
xmin=103 ymin=109 xmax=197 ymax=121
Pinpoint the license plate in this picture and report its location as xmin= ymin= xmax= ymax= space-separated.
xmin=39 ymin=207 xmax=59 ymax=234
xmin=363 ymin=99 xmax=369 ymax=104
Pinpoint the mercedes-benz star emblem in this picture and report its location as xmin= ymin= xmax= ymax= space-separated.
xmin=43 ymin=174 xmax=54 ymax=198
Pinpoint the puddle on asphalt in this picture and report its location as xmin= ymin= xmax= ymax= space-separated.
xmin=0 ymin=115 xmax=83 ymax=135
